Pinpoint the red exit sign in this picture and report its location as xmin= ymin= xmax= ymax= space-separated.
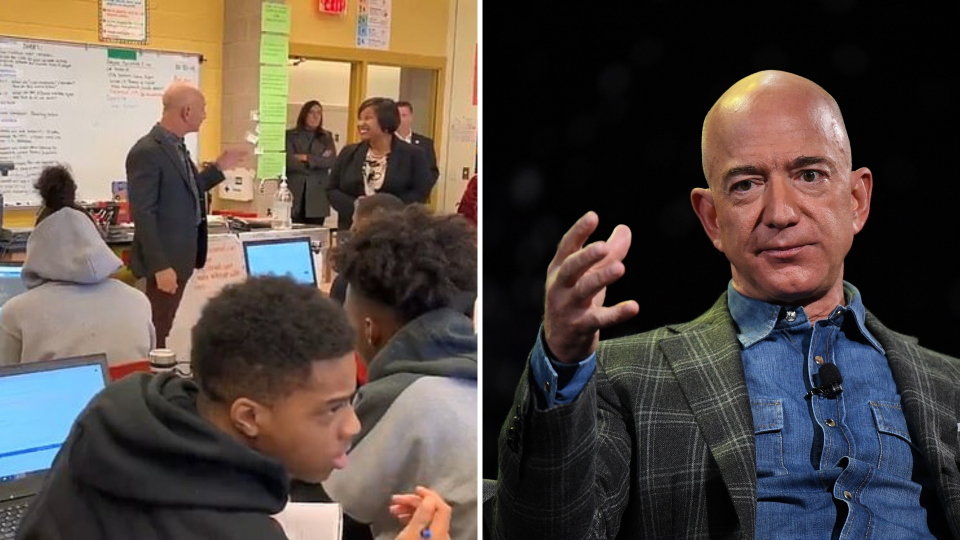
xmin=319 ymin=0 xmax=347 ymax=14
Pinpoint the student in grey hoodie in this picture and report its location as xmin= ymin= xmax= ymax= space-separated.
xmin=321 ymin=204 xmax=478 ymax=540
xmin=0 ymin=193 xmax=155 ymax=365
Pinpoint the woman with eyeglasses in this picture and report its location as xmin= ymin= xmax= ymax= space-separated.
xmin=327 ymin=97 xmax=436 ymax=231
xmin=285 ymin=100 xmax=338 ymax=225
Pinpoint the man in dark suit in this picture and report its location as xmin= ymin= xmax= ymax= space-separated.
xmin=126 ymin=82 xmax=245 ymax=347
xmin=396 ymin=101 xmax=439 ymax=183
xmin=494 ymin=71 xmax=960 ymax=539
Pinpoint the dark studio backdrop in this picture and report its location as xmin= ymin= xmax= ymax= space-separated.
xmin=481 ymin=1 xmax=959 ymax=479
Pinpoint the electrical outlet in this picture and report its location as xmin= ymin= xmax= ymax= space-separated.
xmin=462 ymin=167 xmax=471 ymax=180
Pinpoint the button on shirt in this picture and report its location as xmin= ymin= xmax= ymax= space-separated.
xmin=729 ymin=280 xmax=934 ymax=538
xmin=530 ymin=281 xmax=941 ymax=538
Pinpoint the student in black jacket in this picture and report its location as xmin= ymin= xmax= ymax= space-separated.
xmin=15 ymin=276 xmax=452 ymax=540
xmin=327 ymin=98 xmax=435 ymax=231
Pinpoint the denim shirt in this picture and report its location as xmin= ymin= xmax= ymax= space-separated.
xmin=729 ymin=281 xmax=934 ymax=538
xmin=531 ymin=282 xmax=939 ymax=537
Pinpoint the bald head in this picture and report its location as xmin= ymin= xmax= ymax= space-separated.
xmin=701 ymin=71 xmax=852 ymax=187
xmin=160 ymin=82 xmax=207 ymax=135
xmin=162 ymin=82 xmax=202 ymax=112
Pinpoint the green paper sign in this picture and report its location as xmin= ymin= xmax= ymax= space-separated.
xmin=261 ymin=3 xmax=291 ymax=35
xmin=257 ymin=152 xmax=286 ymax=179
xmin=259 ymin=65 xmax=289 ymax=97
xmin=258 ymin=122 xmax=286 ymax=152
xmin=260 ymin=33 xmax=289 ymax=65
xmin=259 ymin=94 xmax=287 ymax=125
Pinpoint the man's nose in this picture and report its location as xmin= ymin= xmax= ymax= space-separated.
xmin=343 ymin=407 xmax=361 ymax=439
xmin=762 ymin=176 xmax=799 ymax=229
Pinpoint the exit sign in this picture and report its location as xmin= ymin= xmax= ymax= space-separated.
xmin=320 ymin=0 xmax=346 ymax=14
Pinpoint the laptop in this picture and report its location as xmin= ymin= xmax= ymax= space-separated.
xmin=0 ymin=263 xmax=27 ymax=317
xmin=242 ymin=236 xmax=318 ymax=287
xmin=0 ymin=354 xmax=109 ymax=539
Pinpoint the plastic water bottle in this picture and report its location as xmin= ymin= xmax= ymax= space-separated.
xmin=272 ymin=176 xmax=293 ymax=229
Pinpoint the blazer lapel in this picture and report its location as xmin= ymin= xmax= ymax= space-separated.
xmin=659 ymin=294 xmax=757 ymax=535
xmin=866 ymin=312 xmax=960 ymax=537
xmin=150 ymin=126 xmax=197 ymax=200
xmin=382 ymin=136 xmax=404 ymax=191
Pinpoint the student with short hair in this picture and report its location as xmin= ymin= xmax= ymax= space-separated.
xmin=15 ymin=276 xmax=452 ymax=540
xmin=323 ymin=204 xmax=478 ymax=540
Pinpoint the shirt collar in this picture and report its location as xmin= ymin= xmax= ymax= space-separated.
xmin=396 ymin=131 xmax=412 ymax=143
xmin=726 ymin=280 xmax=884 ymax=354
xmin=155 ymin=123 xmax=185 ymax=145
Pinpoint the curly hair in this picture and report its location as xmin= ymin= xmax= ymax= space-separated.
xmin=334 ymin=204 xmax=477 ymax=322
xmin=191 ymin=275 xmax=356 ymax=403
xmin=354 ymin=193 xmax=404 ymax=224
xmin=35 ymin=165 xmax=77 ymax=210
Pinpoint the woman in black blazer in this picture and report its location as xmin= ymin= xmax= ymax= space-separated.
xmin=286 ymin=100 xmax=338 ymax=225
xmin=327 ymin=97 xmax=435 ymax=230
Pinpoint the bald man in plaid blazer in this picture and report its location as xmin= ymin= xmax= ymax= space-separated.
xmin=493 ymin=72 xmax=960 ymax=539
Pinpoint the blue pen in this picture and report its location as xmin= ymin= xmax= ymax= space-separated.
xmin=420 ymin=528 xmax=432 ymax=539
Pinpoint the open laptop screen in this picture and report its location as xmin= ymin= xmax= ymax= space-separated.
xmin=0 ymin=264 xmax=27 ymax=315
xmin=242 ymin=237 xmax=317 ymax=287
xmin=0 ymin=358 xmax=107 ymax=484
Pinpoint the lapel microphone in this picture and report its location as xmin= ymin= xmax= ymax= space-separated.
xmin=805 ymin=363 xmax=843 ymax=399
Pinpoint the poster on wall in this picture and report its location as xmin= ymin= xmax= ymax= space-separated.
xmin=356 ymin=0 xmax=391 ymax=50
xmin=99 ymin=0 xmax=148 ymax=44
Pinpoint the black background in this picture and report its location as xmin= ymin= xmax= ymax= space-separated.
xmin=481 ymin=1 xmax=959 ymax=479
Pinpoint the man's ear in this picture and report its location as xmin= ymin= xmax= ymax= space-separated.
xmin=230 ymin=397 xmax=268 ymax=439
xmin=691 ymin=187 xmax=723 ymax=252
xmin=365 ymin=316 xmax=385 ymax=349
xmin=850 ymin=167 xmax=873 ymax=234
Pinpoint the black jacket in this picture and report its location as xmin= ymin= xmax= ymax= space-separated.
xmin=408 ymin=132 xmax=439 ymax=183
xmin=16 ymin=373 xmax=290 ymax=540
xmin=327 ymin=136 xmax=435 ymax=230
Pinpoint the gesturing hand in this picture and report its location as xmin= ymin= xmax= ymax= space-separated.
xmin=544 ymin=211 xmax=639 ymax=364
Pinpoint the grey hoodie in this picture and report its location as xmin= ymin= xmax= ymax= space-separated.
xmin=0 ymin=207 xmax=154 ymax=365
xmin=323 ymin=308 xmax=478 ymax=540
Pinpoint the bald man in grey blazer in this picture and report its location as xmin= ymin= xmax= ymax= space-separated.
xmin=126 ymin=83 xmax=245 ymax=347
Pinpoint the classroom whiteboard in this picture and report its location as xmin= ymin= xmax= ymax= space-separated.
xmin=0 ymin=36 xmax=200 ymax=206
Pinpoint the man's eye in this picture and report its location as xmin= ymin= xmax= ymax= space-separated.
xmin=734 ymin=180 xmax=754 ymax=192
xmin=801 ymin=170 xmax=821 ymax=182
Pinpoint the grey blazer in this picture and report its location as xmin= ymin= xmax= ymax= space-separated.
xmin=494 ymin=293 xmax=960 ymax=539
xmin=285 ymin=128 xmax=337 ymax=219
xmin=125 ymin=124 xmax=225 ymax=281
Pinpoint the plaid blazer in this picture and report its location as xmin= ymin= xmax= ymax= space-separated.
xmin=494 ymin=293 xmax=960 ymax=539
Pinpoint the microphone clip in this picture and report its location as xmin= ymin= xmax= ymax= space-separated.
xmin=805 ymin=380 xmax=843 ymax=400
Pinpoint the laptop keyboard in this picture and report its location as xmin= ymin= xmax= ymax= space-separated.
xmin=0 ymin=500 xmax=29 ymax=540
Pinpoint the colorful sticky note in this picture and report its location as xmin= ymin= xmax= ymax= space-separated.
xmin=260 ymin=33 xmax=289 ymax=65
xmin=257 ymin=152 xmax=286 ymax=179
xmin=261 ymin=3 xmax=291 ymax=35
